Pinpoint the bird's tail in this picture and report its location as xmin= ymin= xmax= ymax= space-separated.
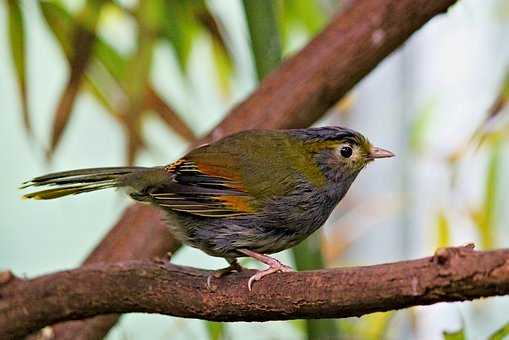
xmin=21 ymin=167 xmax=149 ymax=200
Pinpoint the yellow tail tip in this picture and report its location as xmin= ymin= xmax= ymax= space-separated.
xmin=22 ymin=194 xmax=40 ymax=200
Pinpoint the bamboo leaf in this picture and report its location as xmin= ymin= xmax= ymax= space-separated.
xmin=469 ymin=140 xmax=502 ymax=250
xmin=277 ymin=0 xmax=328 ymax=53
xmin=91 ymin=16 xmax=197 ymax=143
xmin=40 ymin=2 xmax=122 ymax=116
xmin=206 ymin=321 xmax=225 ymax=340
xmin=242 ymin=0 xmax=281 ymax=80
xmin=94 ymin=39 xmax=126 ymax=81
xmin=122 ymin=0 xmax=157 ymax=164
xmin=39 ymin=2 xmax=74 ymax=54
xmin=210 ymin=36 xmax=233 ymax=97
xmin=470 ymin=67 xmax=509 ymax=147
xmin=489 ymin=321 xmax=509 ymax=340
xmin=482 ymin=140 xmax=502 ymax=249
xmin=436 ymin=210 xmax=450 ymax=248
xmin=40 ymin=1 xmax=195 ymax=161
xmin=195 ymin=8 xmax=234 ymax=95
xmin=144 ymin=87 xmax=196 ymax=142
xmin=443 ymin=329 xmax=466 ymax=340
xmin=160 ymin=1 xmax=201 ymax=72
xmin=409 ymin=100 xmax=436 ymax=153
xmin=341 ymin=312 xmax=394 ymax=339
xmin=41 ymin=0 xmax=107 ymax=159
xmin=7 ymin=0 xmax=30 ymax=135
xmin=280 ymin=0 xmax=326 ymax=34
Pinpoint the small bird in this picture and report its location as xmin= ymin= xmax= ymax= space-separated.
xmin=22 ymin=127 xmax=393 ymax=290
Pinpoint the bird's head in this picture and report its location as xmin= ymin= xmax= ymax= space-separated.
xmin=292 ymin=126 xmax=394 ymax=182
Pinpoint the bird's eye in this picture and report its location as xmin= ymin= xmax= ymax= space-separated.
xmin=340 ymin=146 xmax=353 ymax=158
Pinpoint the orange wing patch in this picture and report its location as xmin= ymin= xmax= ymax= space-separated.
xmin=154 ymin=158 xmax=253 ymax=218
xmin=218 ymin=195 xmax=254 ymax=213
xmin=164 ymin=159 xmax=186 ymax=173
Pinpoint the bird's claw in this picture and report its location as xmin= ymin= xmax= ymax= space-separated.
xmin=206 ymin=261 xmax=243 ymax=289
xmin=247 ymin=263 xmax=293 ymax=291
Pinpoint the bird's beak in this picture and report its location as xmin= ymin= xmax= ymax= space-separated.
xmin=369 ymin=146 xmax=394 ymax=159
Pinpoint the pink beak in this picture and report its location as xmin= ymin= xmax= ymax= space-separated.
xmin=369 ymin=147 xmax=394 ymax=159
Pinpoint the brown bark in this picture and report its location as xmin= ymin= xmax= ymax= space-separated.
xmin=18 ymin=0 xmax=459 ymax=338
xmin=25 ymin=204 xmax=181 ymax=340
xmin=2 ymin=246 xmax=509 ymax=339
xmin=198 ymin=0 xmax=458 ymax=143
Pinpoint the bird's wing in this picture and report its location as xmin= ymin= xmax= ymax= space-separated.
xmin=149 ymin=158 xmax=255 ymax=218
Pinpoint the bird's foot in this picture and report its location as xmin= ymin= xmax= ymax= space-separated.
xmin=207 ymin=260 xmax=243 ymax=288
xmin=246 ymin=262 xmax=293 ymax=291
xmin=238 ymin=249 xmax=294 ymax=291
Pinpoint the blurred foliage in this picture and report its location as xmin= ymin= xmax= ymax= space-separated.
xmin=436 ymin=209 xmax=451 ymax=248
xmin=435 ymin=67 xmax=509 ymax=340
xmin=338 ymin=312 xmax=394 ymax=339
xmin=6 ymin=0 xmax=30 ymax=135
xmin=5 ymin=0 xmax=338 ymax=165
xmin=443 ymin=328 xmax=466 ymax=340
xmin=409 ymin=100 xmax=436 ymax=153
xmin=489 ymin=321 xmax=509 ymax=340
xmin=277 ymin=0 xmax=327 ymax=55
xmin=438 ymin=66 xmax=509 ymax=252
xmin=470 ymin=140 xmax=502 ymax=250
xmin=205 ymin=321 xmax=226 ymax=340
xmin=242 ymin=0 xmax=281 ymax=80
xmin=466 ymin=68 xmax=509 ymax=250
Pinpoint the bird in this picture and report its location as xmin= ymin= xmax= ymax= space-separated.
xmin=21 ymin=126 xmax=394 ymax=290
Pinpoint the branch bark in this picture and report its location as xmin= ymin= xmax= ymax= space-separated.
xmin=2 ymin=246 xmax=509 ymax=339
xmin=26 ymin=204 xmax=181 ymax=340
xmin=19 ymin=0 xmax=458 ymax=338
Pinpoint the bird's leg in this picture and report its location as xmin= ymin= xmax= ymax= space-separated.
xmin=207 ymin=258 xmax=243 ymax=288
xmin=238 ymin=249 xmax=293 ymax=291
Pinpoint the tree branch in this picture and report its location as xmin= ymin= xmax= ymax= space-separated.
xmin=20 ymin=0 xmax=459 ymax=338
xmin=1 ymin=246 xmax=509 ymax=339
xmin=25 ymin=204 xmax=181 ymax=340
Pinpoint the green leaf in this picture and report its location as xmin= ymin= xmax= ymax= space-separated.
xmin=39 ymin=2 xmax=75 ymax=55
xmin=121 ymin=0 xmax=158 ymax=164
xmin=409 ymin=100 xmax=436 ymax=152
xmin=144 ymin=87 xmax=197 ymax=143
xmin=6 ymin=0 xmax=30 ymax=134
xmin=206 ymin=321 xmax=226 ymax=340
xmin=160 ymin=1 xmax=203 ymax=72
xmin=210 ymin=35 xmax=233 ymax=97
xmin=40 ymin=1 xmax=195 ymax=162
xmin=488 ymin=321 xmax=509 ymax=340
xmin=483 ymin=140 xmax=502 ymax=249
xmin=40 ymin=0 xmax=107 ymax=159
xmin=40 ymin=1 xmax=122 ymax=119
xmin=470 ymin=67 xmax=509 ymax=147
xmin=443 ymin=328 xmax=466 ymax=340
xmin=277 ymin=0 xmax=327 ymax=54
xmin=280 ymin=0 xmax=326 ymax=34
xmin=242 ymin=0 xmax=281 ymax=80
xmin=436 ymin=210 xmax=450 ymax=248
xmin=195 ymin=8 xmax=234 ymax=96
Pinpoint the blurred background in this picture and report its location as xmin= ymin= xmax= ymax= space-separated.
xmin=1 ymin=0 xmax=509 ymax=339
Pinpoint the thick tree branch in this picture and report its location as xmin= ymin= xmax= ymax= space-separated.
xmin=25 ymin=204 xmax=181 ymax=340
xmin=22 ymin=0 xmax=459 ymax=338
xmin=1 ymin=246 xmax=509 ymax=339
xmin=199 ymin=0 xmax=458 ymax=142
